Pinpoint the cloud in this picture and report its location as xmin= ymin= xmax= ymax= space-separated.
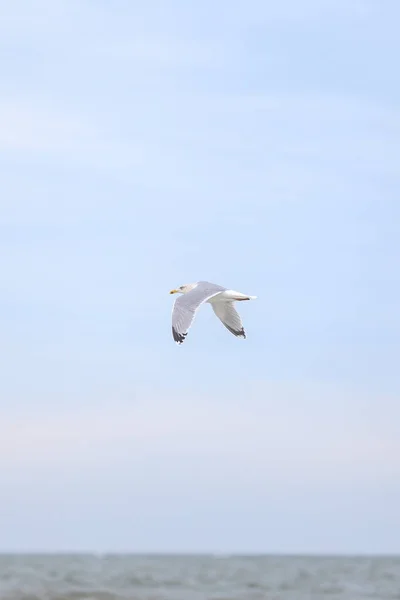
xmin=94 ymin=37 xmax=226 ymax=69
xmin=0 ymin=0 xmax=67 ymax=27
xmin=0 ymin=98 xmax=143 ymax=170
xmin=0 ymin=99 xmax=88 ymax=153
xmin=2 ymin=382 xmax=398 ymax=487
xmin=170 ymin=91 xmax=400 ymax=164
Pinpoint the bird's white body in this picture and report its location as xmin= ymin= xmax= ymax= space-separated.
xmin=207 ymin=290 xmax=257 ymax=303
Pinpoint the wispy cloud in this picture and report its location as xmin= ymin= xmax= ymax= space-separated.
xmin=0 ymin=98 xmax=144 ymax=169
xmin=94 ymin=37 xmax=226 ymax=69
xmin=2 ymin=383 xmax=399 ymax=484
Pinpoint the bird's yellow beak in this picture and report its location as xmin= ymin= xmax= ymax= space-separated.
xmin=169 ymin=289 xmax=178 ymax=294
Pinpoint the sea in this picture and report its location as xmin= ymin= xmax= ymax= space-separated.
xmin=0 ymin=554 xmax=399 ymax=600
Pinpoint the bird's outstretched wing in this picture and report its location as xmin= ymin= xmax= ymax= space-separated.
xmin=172 ymin=281 xmax=226 ymax=344
xmin=211 ymin=301 xmax=246 ymax=338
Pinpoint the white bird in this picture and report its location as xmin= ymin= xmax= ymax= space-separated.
xmin=169 ymin=281 xmax=257 ymax=344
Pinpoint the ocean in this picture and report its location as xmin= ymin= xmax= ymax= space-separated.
xmin=0 ymin=554 xmax=399 ymax=600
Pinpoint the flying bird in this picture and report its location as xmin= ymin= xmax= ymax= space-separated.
xmin=169 ymin=281 xmax=257 ymax=344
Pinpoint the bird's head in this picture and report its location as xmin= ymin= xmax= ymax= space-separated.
xmin=169 ymin=283 xmax=197 ymax=295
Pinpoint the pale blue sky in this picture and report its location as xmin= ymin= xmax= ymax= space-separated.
xmin=0 ymin=0 xmax=399 ymax=553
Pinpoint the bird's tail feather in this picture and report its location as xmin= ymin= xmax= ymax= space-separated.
xmin=235 ymin=294 xmax=257 ymax=301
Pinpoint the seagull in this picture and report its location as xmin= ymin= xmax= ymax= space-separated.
xmin=169 ymin=281 xmax=257 ymax=344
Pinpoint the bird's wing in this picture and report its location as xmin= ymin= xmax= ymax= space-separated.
xmin=172 ymin=282 xmax=226 ymax=344
xmin=211 ymin=301 xmax=246 ymax=338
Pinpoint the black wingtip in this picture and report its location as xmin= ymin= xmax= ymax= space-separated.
xmin=172 ymin=327 xmax=187 ymax=344
xmin=225 ymin=324 xmax=246 ymax=339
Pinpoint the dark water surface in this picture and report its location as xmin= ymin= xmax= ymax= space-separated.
xmin=0 ymin=554 xmax=399 ymax=600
